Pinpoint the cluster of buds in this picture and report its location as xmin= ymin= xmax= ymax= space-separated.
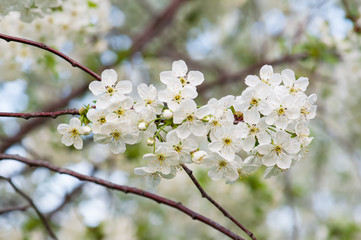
xmin=58 ymin=60 xmax=317 ymax=186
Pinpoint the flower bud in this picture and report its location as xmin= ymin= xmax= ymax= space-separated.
xmin=82 ymin=126 xmax=92 ymax=135
xmin=138 ymin=121 xmax=148 ymax=131
xmin=79 ymin=106 xmax=87 ymax=115
xmin=146 ymin=137 xmax=155 ymax=146
xmin=163 ymin=109 xmax=173 ymax=119
xmin=192 ymin=150 xmax=208 ymax=163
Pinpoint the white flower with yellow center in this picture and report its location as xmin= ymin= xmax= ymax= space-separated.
xmin=158 ymin=84 xmax=197 ymax=111
xmin=160 ymin=60 xmax=204 ymax=89
xmin=257 ymin=131 xmax=301 ymax=169
xmin=105 ymin=96 xmax=136 ymax=122
xmin=86 ymin=108 xmax=108 ymax=134
xmin=208 ymin=125 xmax=244 ymax=161
xmin=143 ymin=146 xmax=179 ymax=175
xmin=296 ymin=93 xmax=317 ymax=121
xmin=204 ymin=152 xmax=240 ymax=181
xmin=245 ymin=65 xmax=282 ymax=97
xmin=173 ymin=100 xmax=211 ymax=139
xmin=134 ymin=83 xmax=164 ymax=114
xmin=238 ymin=119 xmax=271 ymax=152
xmin=161 ymin=130 xmax=198 ymax=163
xmin=280 ymin=69 xmax=309 ymax=96
xmin=57 ymin=118 xmax=90 ymax=150
xmin=93 ymin=121 xmax=139 ymax=154
xmin=265 ymin=94 xmax=300 ymax=129
xmin=89 ymin=69 xmax=132 ymax=108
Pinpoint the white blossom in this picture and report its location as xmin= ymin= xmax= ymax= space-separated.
xmin=57 ymin=118 xmax=88 ymax=149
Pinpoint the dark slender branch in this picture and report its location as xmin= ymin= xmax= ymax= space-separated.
xmin=341 ymin=0 xmax=361 ymax=33
xmin=46 ymin=182 xmax=85 ymax=220
xmin=0 ymin=176 xmax=58 ymax=240
xmin=0 ymin=153 xmax=244 ymax=240
xmin=0 ymin=83 xmax=89 ymax=153
xmin=0 ymin=109 xmax=79 ymax=120
xmin=198 ymin=53 xmax=309 ymax=93
xmin=130 ymin=0 xmax=187 ymax=54
xmin=0 ymin=33 xmax=101 ymax=81
xmin=0 ymin=204 xmax=30 ymax=214
xmin=181 ymin=164 xmax=257 ymax=240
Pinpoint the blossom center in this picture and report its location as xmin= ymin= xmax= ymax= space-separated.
xmin=106 ymin=87 xmax=115 ymax=95
xmin=274 ymin=145 xmax=282 ymax=154
xmin=174 ymin=94 xmax=182 ymax=102
xmin=111 ymin=131 xmax=121 ymax=141
xmin=186 ymin=114 xmax=194 ymax=121
xmin=116 ymin=108 xmax=125 ymax=116
xmin=219 ymin=160 xmax=227 ymax=168
xmin=250 ymin=97 xmax=260 ymax=107
xmin=70 ymin=128 xmax=79 ymax=136
xmin=157 ymin=154 xmax=165 ymax=161
xmin=179 ymin=77 xmax=187 ymax=86
xmin=223 ymin=138 xmax=232 ymax=145
xmin=250 ymin=126 xmax=259 ymax=134
xmin=98 ymin=117 xmax=106 ymax=124
xmin=277 ymin=107 xmax=285 ymax=116
xmin=174 ymin=145 xmax=183 ymax=153
xmin=146 ymin=99 xmax=154 ymax=106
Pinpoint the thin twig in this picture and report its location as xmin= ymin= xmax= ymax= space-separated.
xmin=0 ymin=176 xmax=58 ymax=240
xmin=46 ymin=182 xmax=85 ymax=220
xmin=0 ymin=83 xmax=89 ymax=153
xmin=341 ymin=0 xmax=361 ymax=33
xmin=0 ymin=109 xmax=79 ymax=120
xmin=181 ymin=164 xmax=257 ymax=240
xmin=0 ymin=204 xmax=30 ymax=214
xmin=0 ymin=153 xmax=244 ymax=240
xmin=0 ymin=33 xmax=101 ymax=81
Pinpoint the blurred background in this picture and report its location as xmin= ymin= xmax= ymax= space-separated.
xmin=0 ymin=0 xmax=361 ymax=239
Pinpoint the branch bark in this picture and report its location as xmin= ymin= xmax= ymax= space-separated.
xmin=0 ymin=109 xmax=79 ymax=119
xmin=0 ymin=153 xmax=245 ymax=240
xmin=0 ymin=204 xmax=30 ymax=215
xmin=0 ymin=176 xmax=58 ymax=240
xmin=181 ymin=164 xmax=257 ymax=240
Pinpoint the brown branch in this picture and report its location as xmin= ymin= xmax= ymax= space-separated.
xmin=0 ymin=176 xmax=58 ymax=240
xmin=46 ymin=182 xmax=85 ymax=220
xmin=0 ymin=153 xmax=245 ymax=240
xmin=0 ymin=204 xmax=30 ymax=214
xmin=130 ymin=0 xmax=187 ymax=54
xmin=0 ymin=33 xmax=101 ymax=81
xmin=198 ymin=53 xmax=309 ymax=93
xmin=0 ymin=83 xmax=89 ymax=153
xmin=0 ymin=109 xmax=79 ymax=120
xmin=341 ymin=0 xmax=361 ymax=33
xmin=181 ymin=164 xmax=257 ymax=240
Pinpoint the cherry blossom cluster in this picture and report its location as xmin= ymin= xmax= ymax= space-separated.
xmin=58 ymin=60 xmax=317 ymax=186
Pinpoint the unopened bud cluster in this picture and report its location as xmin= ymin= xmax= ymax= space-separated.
xmin=58 ymin=60 xmax=317 ymax=186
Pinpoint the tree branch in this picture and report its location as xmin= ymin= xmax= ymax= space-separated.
xmin=0 ymin=109 xmax=79 ymax=120
xmin=341 ymin=0 xmax=361 ymax=33
xmin=181 ymin=164 xmax=257 ymax=240
xmin=130 ymin=0 xmax=188 ymax=54
xmin=0 ymin=33 xmax=101 ymax=81
xmin=0 ymin=153 xmax=245 ymax=240
xmin=0 ymin=176 xmax=58 ymax=240
xmin=0 ymin=204 xmax=30 ymax=215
